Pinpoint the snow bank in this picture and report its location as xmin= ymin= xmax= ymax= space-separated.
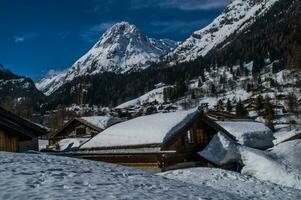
xmin=81 ymin=109 xmax=199 ymax=149
xmin=268 ymin=140 xmax=301 ymax=170
xmin=159 ymin=167 xmax=301 ymax=200
xmin=200 ymin=133 xmax=301 ymax=189
xmin=217 ymin=121 xmax=274 ymax=149
xmin=38 ymin=140 xmax=49 ymax=151
xmin=198 ymin=132 xmax=239 ymax=165
xmin=273 ymin=129 xmax=301 ymax=145
xmin=240 ymin=146 xmax=301 ymax=189
xmin=58 ymin=138 xmax=90 ymax=151
xmin=0 ymin=152 xmax=239 ymax=200
xmin=81 ymin=116 xmax=122 ymax=129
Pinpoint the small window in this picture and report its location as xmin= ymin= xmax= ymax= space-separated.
xmin=187 ymin=130 xmax=194 ymax=144
xmin=76 ymin=127 xmax=86 ymax=136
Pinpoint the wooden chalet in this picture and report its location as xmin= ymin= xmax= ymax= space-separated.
xmin=49 ymin=116 xmax=122 ymax=151
xmin=0 ymin=107 xmax=48 ymax=152
xmin=75 ymin=109 xmax=264 ymax=171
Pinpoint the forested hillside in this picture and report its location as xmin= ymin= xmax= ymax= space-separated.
xmin=46 ymin=0 xmax=300 ymax=109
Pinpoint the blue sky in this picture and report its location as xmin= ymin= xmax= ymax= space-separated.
xmin=0 ymin=0 xmax=229 ymax=80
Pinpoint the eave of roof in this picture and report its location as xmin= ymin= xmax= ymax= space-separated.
xmin=0 ymin=107 xmax=48 ymax=136
xmin=51 ymin=118 xmax=103 ymax=138
xmin=0 ymin=116 xmax=36 ymax=139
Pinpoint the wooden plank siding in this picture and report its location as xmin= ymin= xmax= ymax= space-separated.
xmin=166 ymin=119 xmax=216 ymax=154
xmin=79 ymin=154 xmax=163 ymax=169
xmin=0 ymin=130 xmax=19 ymax=152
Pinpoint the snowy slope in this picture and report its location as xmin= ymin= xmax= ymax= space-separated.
xmin=268 ymin=140 xmax=301 ymax=170
xmin=37 ymin=22 xmax=177 ymax=95
xmin=116 ymin=86 xmax=168 ymax=109
xmin=159 ymin=167 xmax=301 ymax=200
xmin=164 ymin=0 xmax=279 ymax=65
xmin=0 ymin=67 xmax=45 ymax=105
xmin=240 ymin=146 xmax=301 ymax=189
xmin=35 ymin=70 xmax=67 ymax=96
xmin=0 ymin=152 xmax=242 ymax=200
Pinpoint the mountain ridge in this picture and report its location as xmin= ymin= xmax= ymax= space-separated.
xmin=163 ymin=0 xmax=279 ymax=65
xmin=36 ymin=22 xmax=178 ymax=96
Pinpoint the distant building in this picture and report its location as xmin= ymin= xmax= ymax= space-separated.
xmin=0 ymin=107 xmax=48 ymax=152
xmin=49 ymin=116 xmax=122 ymax=151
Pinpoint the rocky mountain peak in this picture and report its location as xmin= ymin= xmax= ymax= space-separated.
xmin=36 ymin=22 xmax=178 ymax=95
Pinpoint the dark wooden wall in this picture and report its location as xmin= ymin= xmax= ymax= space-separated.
xmin=0 ymin=130 xmax=19 ymax=152
xmin=167 ymin=119 xmax=216 ymax=153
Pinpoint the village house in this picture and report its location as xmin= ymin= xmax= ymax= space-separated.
xmin=0 ymin=107 xmax=48 ymax=152
xmin=77 ymin=109 xmax=273 ymax=171
xmin=49 ymin=116 xmax=122 ymax=151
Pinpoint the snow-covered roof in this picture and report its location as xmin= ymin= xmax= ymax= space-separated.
xmin=81 ymin=116 xmax=122 ymax=130
xmin=58 ymin=138 xmax=90 ymax=151
xmin=216 ymin=121 xmax=273 ymax=149
xmin=81 ymin=109 xmax=199 ymax=149
xmin=273 ymin=129 xmax=301 ymax=145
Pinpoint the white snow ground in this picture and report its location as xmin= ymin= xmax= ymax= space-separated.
xmin=239 ymin=146 xmax=301 ymax=189
xmin=0 ymin=152 xmax=243 ymax=200
xmin=159 ymin=168 xmax=301 ymax=200
xmin=268 ymin=140 xmax=301 ymax=170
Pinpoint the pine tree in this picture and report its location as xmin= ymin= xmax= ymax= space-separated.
xmin=226 ymin=99 xmax=232 ymax=112
xmin=236 ymin=100 xmax=248 ymax=117
xmin=210 ymin=84 xmax=217 ymax=96
xmin=216 ymin=100 xmax=224 ymax=111
xmin=287 ymin=93 xmax=299 ymax=117
xmin=254 ymin=95 xmax=264 ymax=114
xmin=263 ymin=96 xmax=275 ymax=131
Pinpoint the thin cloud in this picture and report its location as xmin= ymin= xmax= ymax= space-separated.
xmin=151 ymin=19 xmax=210 ymax=35
xmin=80 ymin=22 xmax=116 ymax=42
xmin=14 ymin=33 xmax=38 ymax=43
xmin=131 ymin=0 xmax=229 ymax=10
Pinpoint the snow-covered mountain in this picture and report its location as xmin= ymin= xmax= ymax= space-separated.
xmin=0 ymin=64 xmax=5 ymax=72
xmin=37 ymin=22 xmax=177 ymax=96
xmin=0 ymin=66 xmax=45 ymax=108
xmin=164 ymin=0 xmax=279 ymax=65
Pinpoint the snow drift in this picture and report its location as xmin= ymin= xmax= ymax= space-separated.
xmin=216 ymin=121 xmax=274 ymax=149
xmin=199 ymin=132 xmax=301 ymax=189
